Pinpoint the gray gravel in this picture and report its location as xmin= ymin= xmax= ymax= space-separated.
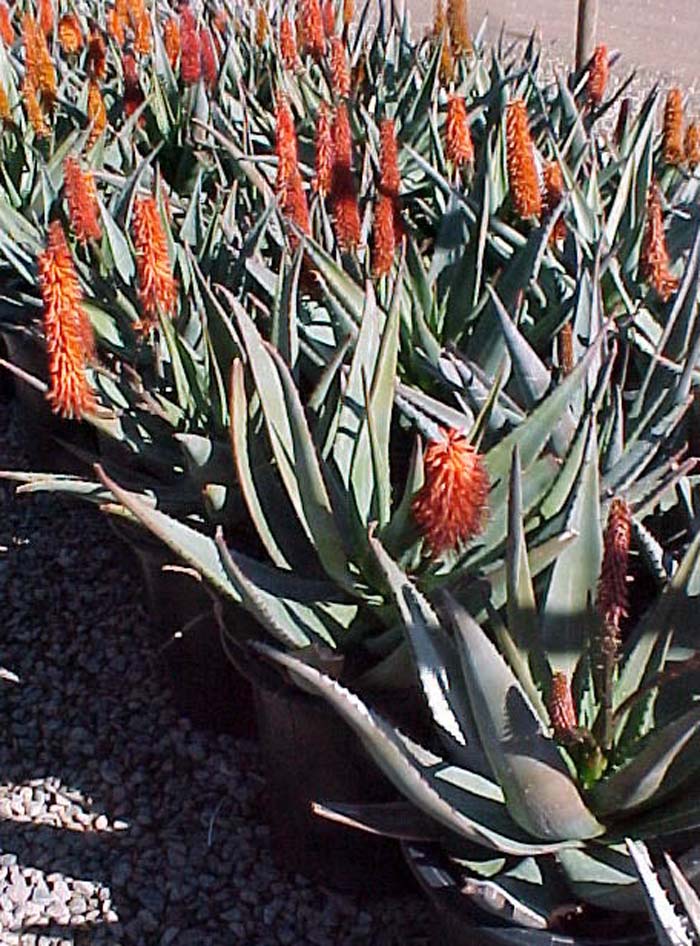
xmin=0 ymin=399 xmax=431 ymax=945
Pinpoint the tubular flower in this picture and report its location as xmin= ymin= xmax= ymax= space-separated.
xmin=255 ymin=6 xmax=268 ymax=46
xmin=180 ymin=4 xmax=200 ymax=85
xmin=87 ymin=26 xmax=106 ymax=80
xmin=275 ymin=93 xmax=299 ymax=200
xmin=22 ymin=78 xmax=50 ymax=137
xmin=38 ymin=222 xmax=96 ymax=419
xmin=342 ymin=0 xmax=354 ymax=27
xmin=199 ymin=28 xmax=217 ymax=88
xmin=0 ymin=3 xmax=14 ymax=46
xmin=123 ymin=51 xmax=144 ymax=117
xmin=106 ymin=6 xmax=125 ymax=45
xmin=313 ymin=102 xmax=334 ymax=196
xmin=331 ymin=101 xmax=352 ymax=167
xmin=131 ymin=195 xmax=178 ymax=325
xmin=558 ymin=322 xmax=574 ymax=376
xmin=447 ymin=0 xmax=471 ymax=55
xmin=445 ymin=95 xmax=473 ymax=168
xmin=548 ymin=673 xmax=578 ymax=742
xmin=58 ymin=14 xmax=83 ymax=54
xmin=63 ymin=158 xmax=102 ymax=244
xmin=505 ymin=99 xmax=542 ymax=220
xmin=379 ymin=118 xmax=400 ymax=197
xmin=0 ymin=82 xmax=10 ymax=122
xmin=542 ymin=160 xmax=567 ymax=244
xmin=134 ymin=11 xmax=151 ymax=56
xmin=87 ymin=78 xmax=106 ymax=147
xmin=300 ymin=0 xmax=324 ymax=59
xmin=322 ymin=0 xmax=335 ymax=37
xmin=686 ymin=122 xmax=700 ymax=170
xmin=371 ymin=193 xmax=395 ymax=277
xmin=597 ymin=498 xmax=631 ymax=639
xmin=38 ymin=0 xmax=54 ymax=36
xmin=279 ymin=17 xmax=298 ymax=70
xmin=663 ymin=87 xmax=685 ymax=165
xmin=412 ymin=427 xmax=489 ymax=557
xmin=641 ymin=181 xmax=679 ymax=302
xmin=163 ymin=17 xmax=180 ymax=67
xmin=330 ymin=163 xmax=361 ymax=251
xmin=586 ymin=43 xmax=608 ymax=107
xmin=330 ymin=37 xmax=350 ymax=98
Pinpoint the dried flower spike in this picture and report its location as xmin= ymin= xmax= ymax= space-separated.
xmin=38 ymin=221 xmax=96 ymax=419
xmin=548 ymin=673 xmax=578 ymax=742
xmin=686 ymin=122 xmax=700 ymax=170
xmin=371 ymin=193 xmax=395 ymax=278
xmin=412 ymin=427 xmax=489 ymax=557
xmin=439 ymin=35 xmax=454 ymax=85
xmin=87 ymin=78 xmax=107 ymax=147
xmin=330 ymin=37 xmax=350 ymax=98
xmin=131 ymin=195 xmax=178 ymax=325
xmin=447 ymin=0 xmax=471 ymax=56
xmin=558 ymin=322 xmax=574 ymax=376
xmin=641 ymin=181 xmax=679 ymax=302
xmin=663 ymin=87 xmax=685 ymax=165
xmin=63 ymin=158 xmax=102 ymax=244
xmin=597 ymin=497 xmax=631 ymax=635
xmin=505 ymin=99 xmax=542 ymax=220
xmin=0 ymin=3 xmax=13 ymax=46
xmin=255 ymin=6 xmax=268 ymax=46
xmin=313 ymin=102 xmax=334 ymax=196
xmin=279 ymin=17 xmax=298 ymax=71
xmin=432 ymin=0 xmax=445 ymax=37
xmin=586 ymin=44 xmax=608 ymax=107
xmin=445 ymin=95 xmax=473 ymax=168
xmin=58 ymin=14 xmax=83 ymax=54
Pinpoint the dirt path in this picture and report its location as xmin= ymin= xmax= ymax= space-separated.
xmin=406 ymin=0 xmax=700 ymax=93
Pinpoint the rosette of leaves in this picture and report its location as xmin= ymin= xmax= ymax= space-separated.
xmin=245 ymin=446 xmax=700 ymax=932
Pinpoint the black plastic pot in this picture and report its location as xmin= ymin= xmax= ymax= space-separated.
xmin=109 ymin=520 xmax=257 ymax=738
xmin=1 ymin=327 xmax=96 ymax=474
xmin=402 ymin=843 xmax=656 ymax=946
xmin=254 ymin=678 xmax=420 ymax=894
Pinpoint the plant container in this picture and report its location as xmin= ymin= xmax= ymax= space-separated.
xmin=254 ymin=677 xmax=421 ymax=894
xmin=402 ymin=843 xmax=657 ymax=946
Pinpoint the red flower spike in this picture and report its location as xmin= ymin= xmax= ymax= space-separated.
xmin=180 ymin=4 xmax=201 ymax=85
xmin=597 ymin=498 xmax=632 ymax=634
xmin=38 ymin=0 xmax=54 ymax=36
xmin=505 ymin=99 xmax=541 ymax=220
xmin=58 ymin=14 xmax=83 ymax=55
xmin=371 ymin=193 xmax=395 ymax=278
xmin=313 ymin=102 xmax=334 ymax=196
xmin=586 ymin=44 xmax=608 ymax=107
xmin=63 ymin=157 xmax=102 ymax=244
xmin=279 ymin=17 xmax=298 ymax=71
xmin=332 ymin=102 xmax=353 ymax=168
xmin=330 ymin=37 xmax=350 ymax=98
xmin=548 ymin=673 xmax=578 ymax=741
xmin=641 ymin=181 xmax=679 ymax=302
xmin=123 ymin=51 xmax=144 ymax=117
xmin=199 ymin=28 xmax=217 ymax=87
xmin=87 ymin=26 xmax=106 ymax=80
xmin=412 ymin=427 xmax=489 ymax=556
xmin=0 ymin=3 xmax=13 ymax=46
xmin=330 ymin=163 xmax=361 ymax=251
xmin=445 ymin=95 xmax=473 ymax=168
xmin=131 ymin=195 xmax=178 ymax=326
xmin=322 ymin=0 xmax=335 ymax=37
xmin=38 ymin=221 xmax=96 ymax=419
xmin=300 ymin=0 xmax=324 ymax=59
xmin=663 ymin=87 xmax=685 ymax=165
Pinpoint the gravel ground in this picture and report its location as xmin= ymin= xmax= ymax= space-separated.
xmin=0 ymin=398 xmax=432 ymax=945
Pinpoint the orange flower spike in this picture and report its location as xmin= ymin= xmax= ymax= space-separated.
xmin=179 ymin=4 xmax=200 ymax=85
xmin=255 ymin=6 xmax=268 ymax=46
xmin=200 ymin=28 xmax=217 ymax=88
xmin=131 ymin=195 xmax=178 ymax=324
xmin=447 ymin=0 xmax=471 ymax=55
xmin=445 ymin=95 xmax=473 ymax=168
xmin=586 ymin=43 xmax=608 ymax=107
xmin=342 ymin=0 xmax=354 ymax=27
xmin=163 ymin=17 xmax=180 ymax=67
xmin=412 ymin=427 xmax=489 ymax=557
xmin=663 ymin=87 xmax=685 ymax=165
xmin=330 ymin=37 xmax=350 ymax=99
xmin=597 ymin=498 xmax=631 ymax=634
xmin=0 ymin=3 xmax=14 ymax=46
xmin=641 ymin=181 xmax=679 ymax=302
xmin=300 ymin=0 xmax=324 ymax=59
xmin=22 ymin=78 xmax=50 ymax=137
xmin=87 ymin=78 xmax=107 ymax=147
xmin=134 ymin=11 xmax=152 ymax=56
xmin=686 ymin=122 xmax=700 ymax=170
xmin=38 ymin=0 xmax=54 ymax=37
xmin=286 ymin=170 xmax=311 ymax=240
xmin=322 ymin=0 xmax=335 ymax=37
xmin=58 ymin=14 xmax=83 ymax=55
xmin=279 ymin=17 xmax=298 ymax=71
xmin=0 ymin=82 xmax=10 ymax=122
xmin=23 ymin=13 xmax=56 ymax=104
xmin=38 ymin=221 xmax=96 ymax=419
xmin=371 ymin=193 xmax=395 ymax=278
xmin=123 ymin=50 xmax=144 ymax=117
xmin=63 ymin=158 xmax=102 ymax=244
xmin=87 ymin=26 xmax=107 ymax=80
xmin=379 ymin=117 xmax=401 ymax=197
xmin=106 ymin=7 xmax=125 ymax=45
xmin=313 ymin=102 xmax=334 ymax=196
xmin=505 ymin=99 xmax=542 ymax=220
xmin=542 ymin=160 xmax=567 ymax=243
xmin=330 ymin=163 xmax=361 ymax=251
xmin=331 ymin=101 xmax=353 ymax=167
xmin=548 ymin=673 xmax=578 ymax=742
